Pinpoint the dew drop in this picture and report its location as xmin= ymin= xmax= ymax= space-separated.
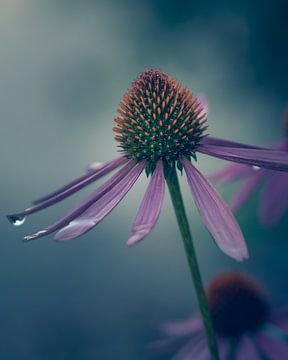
xmin=7 ymin=214 xmax=26 ymax=226
xmin=252 ymin=166 xmax=261 ymax=171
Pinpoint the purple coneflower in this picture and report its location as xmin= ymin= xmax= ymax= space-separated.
xmin=7 ymin=69 xmax=288 ymax=359
xmin=7 ymin=69 xmax=288 ymax=257
xmin=154 ymin=272 xmax=288 ymax=360
xmin=210 ymin=113 xmax=288 ymax=227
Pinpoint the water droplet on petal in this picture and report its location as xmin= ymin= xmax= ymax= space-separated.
xmin=7 ymin=214 xmax=26 ymax=226
xmin=252 ymin=166 xmax=261 ymax=171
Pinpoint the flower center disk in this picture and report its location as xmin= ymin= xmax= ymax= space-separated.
xmin=207 ymin=273 xmax=269 ymax=338
xmin=113 ymin=69 xmax=208 ymax=165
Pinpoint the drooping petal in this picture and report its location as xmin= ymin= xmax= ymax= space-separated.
xmin=256 ymin=333 xmax=288 ymax=360
xmin=181 ymin=157 xmax=248 ymax=261
xmin=7 ymin=157 xmax=127 ymax=224
xmin=236 ymin=336 xmax=260 ymax=360
xmin=209 ymin=163 xmax=253 ymax=183
xmin=23 ymin=160 xmax=137 ymax=241
xmin=259 ymin=171 xmax=288 ymax=227
xmin=230 ymin=171 xmax=263 ymax=212
xmin=54 ymin=161 xmax=146 ymax=241
xmin=198 ymin=142 xmax=288 ymax=172
xmin=126 ymin=161 xmax=165 ymax=246
xmin=34 ymin=156 xmax=126 ymax=204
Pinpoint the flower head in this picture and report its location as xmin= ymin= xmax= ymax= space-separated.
xmin=154 ymin=272 xmax=288 ymax=359
xmin=209 ymin=111 xmax=288 ymax=227
xmin=7 ymin=69 xmax=288 ymax=261
xmin=114 ymin=69 xmax=207 ymax=172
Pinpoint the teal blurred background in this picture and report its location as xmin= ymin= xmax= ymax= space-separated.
xmin=1 ymin=1 xmax=288 ymax=359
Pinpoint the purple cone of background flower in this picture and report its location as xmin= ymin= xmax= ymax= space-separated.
xmin=210 ymin=139 xmax=288 ymax=227
xmin=6 ymin=82 xmax=288 ymax=261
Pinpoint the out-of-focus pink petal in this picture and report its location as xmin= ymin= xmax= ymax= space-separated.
xmin=236 ymin=336 xmax=260 ymax=360
xmin=230 ymin=171 xmax=263 ymax=212
xmin=256 ymin=333 xmax=288 ymax=360
xmin=198 ymin=142 xmax=288 ymax=172
xmin=171 ymin=336 xmax=208 ymax=360
xmin=218 ymin=338 xmax=229 ymax=359
xmin=181 ymin=157 xmax=248 ymax=261
xmin=150 ymin=337 xmax=188 ymax=353
xmin=259 ymin=171 xmax=288 ymax=227
xmin=163 ymin=315 xmax=203 ymax=336
xmin=54 ymin=161 xmax=146 ymax=241
xmin=270 ymin=307 xmax=288 ymax=332
xmin=209 ymin=163 xmax=253 ymax=183
xmin=126 ymin=161 xmax=165 ymax=246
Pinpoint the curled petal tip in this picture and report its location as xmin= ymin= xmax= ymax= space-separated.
xmin=126 ymin=229 xmax=149 ymax=246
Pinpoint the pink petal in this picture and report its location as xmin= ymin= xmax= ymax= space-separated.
xmin=270 ymin=308 xmax=288 ymax=332
xmin=127 ymin=161 xmax=165 ymax=246
xmin=209 ymin=163 xmax=252 ymax=183
xmin=259 ymin=171 xmax=288 ymax=227
xmin=54 ymin=161 xmax=146 ymax=241
xmin=218 ymin=338 xmax=229 ymax=359
xmin=181 ymin=157 xmax=248 ymax=261
xmin=163 ymin=315 xmax=203 ymax=336
xmin=256 ymin=333 xmax=288 ymax=360
xmin=24 ymin=160 xmax=137 ymax=241
xmin=236 ymin=336 xmax=260 ymax=360
xmin=199 ymin=142 xmax=288 ymax=172
xmin=8 ymin=157 xmax=128 ymax=223
xmin=172 ymin=336 xmax=207 ymax=360
xmin=230 ymin=171 xmax=263 ymax=212
xmin=202 ymin=136 xmax=262 ymax=149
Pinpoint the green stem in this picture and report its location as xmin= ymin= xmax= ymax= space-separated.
xmin=166 ymin=164 xmax=219 ymax=360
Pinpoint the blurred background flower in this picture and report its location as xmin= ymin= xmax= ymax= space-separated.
xmin=1 ymin=0 xmax=288 ymax=359
xmin=152 ymin=272 xmax=288 ymax=359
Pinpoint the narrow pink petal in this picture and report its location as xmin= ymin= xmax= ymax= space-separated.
xmin=181 ymin=157 xmax=248 ymax=261
xmin=256 ymin=333 xmax=288 ymax=360
xmin=54 ymin=161 xmax=146 ymax=241
xmin=209 ymin=163 xmax=252 ymax=183
xmin=33 ymin=156 xmax=127 ymax=204
xmin=7 ymin=157 xmax=128 ymax=225
xmin=126 ymin=161 xmax=165 ymax=246
xmin=230 ymin=172 xmax=263 ymax=212
xmin=236 ymin=336 xmax=260 ymax=360
xmin=259 ymin=171 xmax=288 ymax=227
xmin=23 ymin=160 xmax=137 ymax=241
xmin=199 ymin=142 xmax=288 ymax=172
xmin=202 ymin=136 xmax=262 ymax=149
xmin=163 ymin=315 xmax=203 ymax=336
